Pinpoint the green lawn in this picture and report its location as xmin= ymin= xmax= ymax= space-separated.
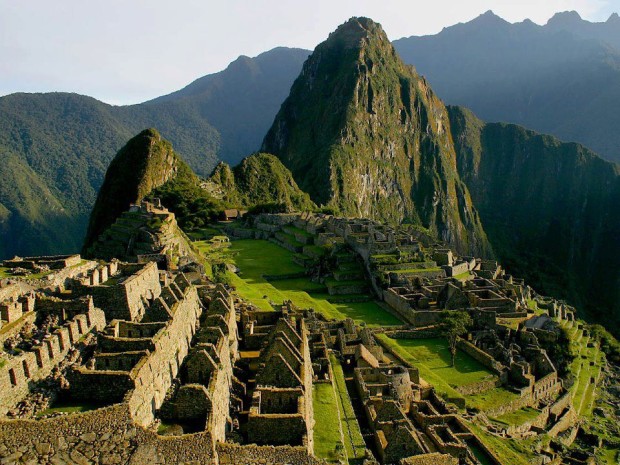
xmin=376 ymin=335 xmax=518 ymax=410
xmin=313 ymin=383 xmax=346 ymax=462
xmin=469 ymin=424 xmax=535 ymax=465
xmin=36 ymin=400 xmax=99 ymax=417
xmin=283 ymin=225 xmax=313 ymax=238
xmin=381 ymin=337 xmax=496 ymax=386
xmin=388 ymin=268 xmax=443 ymax=275
xmin=493 ymin=407 xmax=541 ymax=426
xmin=0 ymin=266 xmax=52 ymax=280
xmin=229 ymin=239 xmax=305 ymax=277
xmin=454 ymin=271 xmax=472 ymax=280
xmin=497 ymin=317 xmax=527 ymax=331
xmin=303 ymin=245 xmax=327 ymax=256
xmin=226 ymin=240 xmax=401 ymax=326
xmin=598 ymin=448 xmax=619 ymax=465
xmin=557 ymin=320 xmax=602 ymax=418
xmin=465 ymin=387 xmax=520 ymax=412
xmin=330 ymin=354 xmax=366 ymax=461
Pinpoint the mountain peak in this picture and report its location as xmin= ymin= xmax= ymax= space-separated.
xmin=608 ymin=12 xmax=620 ymax=23
xmin=547 ymin=10 xmax=583 ymax=26
xmin=327 ymin=17 xmax=388 ymax=49
xmin=82 ymin=128 xmax=183 ymax=253
xmin=262 ymin=18 xmax=491 ymax=255
xmin=472 ymin=10 xmax=508 ymax=26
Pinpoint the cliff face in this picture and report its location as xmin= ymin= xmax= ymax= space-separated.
xmin=263 ymin=17 xmax=491 ymax=256
xmin=449 ymin=105 xmax=620 ymax=327
xmin=82 ymin=129 xmax=183 ymax=252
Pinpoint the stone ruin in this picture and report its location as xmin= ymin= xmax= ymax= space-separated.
xmin=85 ymin=200 xmax=200 ymax=269
xmin=0 ymin=210 xmax=607 ymax=465
xmin=0 ymin=246 xmax=328 ymax=465
xmin=226 ymin=212 xmax=590 ymax=451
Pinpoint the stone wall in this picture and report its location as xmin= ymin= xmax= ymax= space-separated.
xmin=217 ymin=443 xmax=327 ymax=465
xmin=455 ymin=378 xmax=502 ymax=396
xmin=248 ymin=316 xmax=315 ymax=453
xmin=456 ymin=339 xmax=505 ymax=376
xmin=2 ymin=254 xmax=81 ymax=270
xmin=0 ymin=312 xmax=36 ymax=346
xmin=549 ymin=392 xmax=572 ymax=418
xmin=247 ymin=413 xmax=308 ymax=446
xmin=0 ymin=304 xmax=106 ymax=416
xmin=72 ymin=262 xmax=161 ymax=322
xmin=410 ymin=311 xmax=444 ymax=327
xmin=0 ymin=293 xmax=35 ymax=325
xmin=35 ymin=295 xmax=94 ymax=320
xmin=185 ymin=286 xmax=236 ymax=443
xmin=382 ymin=288 xmax=413 ymax=321
xmin=19 ymin=260 xmax=98 ymax=292
xmin=444 ymin=262 xmax=469 ymax=277
xmin=382 ymin=290 xmax=445 ymax=327
xmin=0 ymin=402 xmax=217 ymax=465
xmin=127 ymin=286 xmax=201 ymax=426
xmin=400 ymin=453 xmax=458 ymax=464
xmin=481 ymin=375 xmax=561 ymax=418
xmin=547 ymin=407 xmax=578 ymax=438
xmin=69 ymin=283 xmax=202 ymax=426
xmin=385 ymin=329 xmax=441 ymax=339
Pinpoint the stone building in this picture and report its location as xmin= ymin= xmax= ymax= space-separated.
xmin=248 ymin=315 xmax=315 ymax=452
xmin=0 ymin=292 xmax=106 ymax=416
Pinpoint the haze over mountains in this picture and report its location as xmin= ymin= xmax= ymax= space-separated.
xmin=393 ymin=10 xmax=620 ymax=164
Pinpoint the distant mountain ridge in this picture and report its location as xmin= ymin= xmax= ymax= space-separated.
xmin=546 ymin=10 xmax=620 ymax=48
xmin=0 ymin=47 xmax=309 ymax=258
xmin=147 ymin=47 xmax=310 ymax=166
xmin=393 ymin=10 xmax=620 ymax=164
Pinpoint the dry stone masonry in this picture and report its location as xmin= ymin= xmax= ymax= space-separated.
xmin=0 ymin=208 xmax=613 ymax=465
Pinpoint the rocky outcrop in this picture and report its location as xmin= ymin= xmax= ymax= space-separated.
xmin=82 ymin=129 xmax=183 ymax=252
xmin=263 ymin=17 xmax=491 ymax=257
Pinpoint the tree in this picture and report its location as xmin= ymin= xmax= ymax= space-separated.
xmin=439 ymin=310 xmax=472 ymax=367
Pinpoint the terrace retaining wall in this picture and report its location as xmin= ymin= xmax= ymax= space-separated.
xmin=0 ymin=402 xmax=217 ymax=464
xmin=0 ymin=305 xmax=106 ymax=416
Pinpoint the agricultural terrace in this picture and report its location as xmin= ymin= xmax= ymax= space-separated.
xmin=219 ymin=239 xmax=402 ymax=326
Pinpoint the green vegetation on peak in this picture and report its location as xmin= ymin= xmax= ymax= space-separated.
xmin=152 ymin=160 xmax=225 ymax=232
xmin=83 ymin=129 xmax=190 ymax=252
xmin=263 ymin=18 xmax=491 ymax=257
xmin=83 ymin=130 xmax=316 ymax=254
xmin=208 ymin=153 xmax=316 ymax=212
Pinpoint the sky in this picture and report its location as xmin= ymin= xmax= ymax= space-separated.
xmin=1 ymin=0 xmax=618 ymax=105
